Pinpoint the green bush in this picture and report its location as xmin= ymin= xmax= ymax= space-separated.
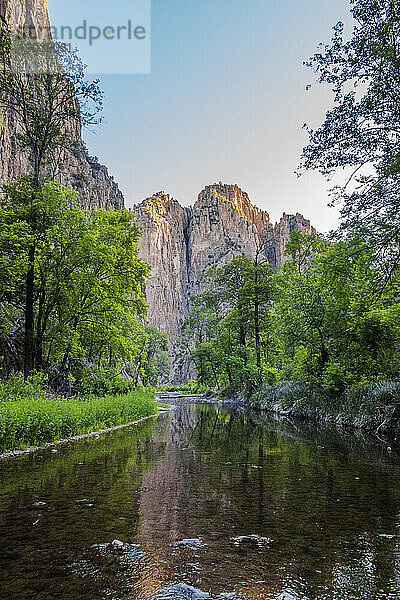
xmin=158 ymin=380 xmax=210 ymax=394
xmin=0 ymin=371 xmax=49 ymax=402
xmin=75 ymin=366 xmax=134 ymax=396
xmin=250 ymin=377 xmax=400 ymax=433
xmin=0 ymin=389 xmax=156 ymax=452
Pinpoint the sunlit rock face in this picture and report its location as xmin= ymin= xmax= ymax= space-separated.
xmin=133 ymin=183 xmax=315 ymax=381
xmin=0 ymin=0 xmax=124 ymax=210
xmin=131 ymin=192 xmax=191 ymax=341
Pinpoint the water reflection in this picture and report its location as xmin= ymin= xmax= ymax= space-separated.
xmin=0 ymin=401 xmax=399 ymax=600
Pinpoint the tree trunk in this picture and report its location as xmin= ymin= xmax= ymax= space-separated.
xmin=24 ymin=243 xmax=35 ymax=378
xmin=35 ymin=290 xmax=45 ymax=370
xmin=254 ymin=270 xmax=261 ymax=374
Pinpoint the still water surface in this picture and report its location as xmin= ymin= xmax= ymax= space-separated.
xmin=0 ymin=400 xmax=400 ymax=600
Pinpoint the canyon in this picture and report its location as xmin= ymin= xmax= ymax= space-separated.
xmin=0 ymin=1 xmax=315 ymax=381
xmin=132 ymin=183 xmax=315 ymax=380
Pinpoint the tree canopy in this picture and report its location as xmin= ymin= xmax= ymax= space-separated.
xmin=300 ymin=0 xmax=400 ymax=272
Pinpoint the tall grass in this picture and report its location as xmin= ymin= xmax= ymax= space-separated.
xmin=250 ymin=379 xmax=400 ymax=434
xmin=0 ymin=389 xmax=157 ymax=452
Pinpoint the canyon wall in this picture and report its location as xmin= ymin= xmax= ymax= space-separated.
xmin=0 ymin=0 xmax=124 ymax=210
xmin=132 ymin=183 xmax=315 ymax=381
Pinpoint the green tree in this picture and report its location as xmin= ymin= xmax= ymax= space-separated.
xmin=0 ymin=24 xmax=103 ymax=376
xmin=300 ymin=0 xmax=400 ymax=272
xmin=277 ymin=232 xmax=400 ymax=391
xmin=185 ymin=255 xmax=279 ymax=394
xmin=0 ymin=178 xmax=151 ymax=391
xmin=134 ymin=325 xmax=170 ymax=388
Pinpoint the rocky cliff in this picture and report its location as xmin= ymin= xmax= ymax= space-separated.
xmin=0 ymin=0 xmax=124 ymax=210
xmin=132 ymin=183 xmax=315 ymax=381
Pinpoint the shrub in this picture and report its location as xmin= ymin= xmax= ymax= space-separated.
xmin=0 ymin=371 xmax=49 ymax=402
xmin=251 ymin=377 xmax=400 ymax=433
xmin=75 ymin=366 xmax=134 ymax=396
xmin=158 ymin=380 xmax=210 ymax=394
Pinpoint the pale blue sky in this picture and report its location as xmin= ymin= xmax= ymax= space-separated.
xmin=49 ymin=0 xmax=353 ymax=232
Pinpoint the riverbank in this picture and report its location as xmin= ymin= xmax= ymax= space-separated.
xmin=250 ymin=380 xmax=400 ymax=436
xmin=0 ymin=389 xmax=158 ymax=454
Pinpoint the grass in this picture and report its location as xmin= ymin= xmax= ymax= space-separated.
xmin=250 ymin=379 xmax=400 ymax=434
xmin=0 ymin=389 xmax=157 ymax=452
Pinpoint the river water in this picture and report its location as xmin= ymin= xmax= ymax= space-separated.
xmin=0 ymin=399 xmax=399 ymax=600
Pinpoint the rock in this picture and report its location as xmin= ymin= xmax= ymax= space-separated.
xmin=171 ymin=538 xmax=206 ymax=550
xmin=109 ymin=539 xmax=125 ymax=549
xmin=230 ymin=534 xmax=273 ymax=548
xmin=153 ymin=584 xmax=240 ymax=600
xmin=75 ymin=498 xmax=94 ymax=506
xmin=132 ymin=183 xmax=315 ymax=381
xmin=0 ymin=1 xmax=124 ymax=212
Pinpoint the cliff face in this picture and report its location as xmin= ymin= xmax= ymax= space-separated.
xmin=133 ymin=183 xmax=315 ymax=381
xmin=132 ymin=192 xmax=191 ymax=339
xmin=0 ymin=0 xmax=124 ymax=210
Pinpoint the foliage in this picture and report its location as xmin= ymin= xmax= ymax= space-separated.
xmin=0 ymin=370 xmax=48 ymax=403
xmin=300 ymin=0 xmax=400 ymax=271
xmin=250 ymin=378 xmax=400 ymax=433
xmin=75 ymin=366 xmax=134 ymax=397
xmin=185 ymin=230 xmax=400 ymax=414
xmin=158 ymin=380 xmax=210 ymax=394
xmin=0 ymin=22 xmax=169 ymax=399
xmin=276 ymin=233 xmax=400 ymax=391
xmin=0 ymin=178 xmax=161 ymax=392
xmin=0 ymin=24 xmax=103 ymax=177
xmin=0 ymin=389 xmax=157 ymax=452
xmin=183 ymin=255 xmax=279 ymax=395
xmin=136 ymin=325 xmax=170 ymax=388
xmin=0 ymin=23 xmax=103 ymax=376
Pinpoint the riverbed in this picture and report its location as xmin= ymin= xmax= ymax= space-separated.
xmin=0 ymin=399 xmax=399 ymax=599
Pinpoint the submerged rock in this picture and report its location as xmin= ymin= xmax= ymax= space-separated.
xmin=230 ymin=534 xmax=273 ymax=548
xmin=109 ymin=539 xmax=125 ymax=549
xmin=152 ymin=584 xmax=239 ymax=599
xmin=171 ymin=538 xmax=206 ymax=550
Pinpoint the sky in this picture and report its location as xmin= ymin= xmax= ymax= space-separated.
xmin=47 ymin=0 xmax=354 ymax=233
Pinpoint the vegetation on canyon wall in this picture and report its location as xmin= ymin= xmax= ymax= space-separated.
xmin=184 ymin=0 xmax=400 ymax=432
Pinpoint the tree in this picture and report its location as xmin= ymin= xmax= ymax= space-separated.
xmin=0 ymin=24 xmax=103 ymax=376
xmin=184 ymin=255 xmax=279 ymax=394
xmin=0 ymin=178 xmax=151 ymax=391
xmin=133 ymin=325 xmax=170 ymax=387
xmin=300 ymin=0 xmax=400 ymax=272
xmin=277 ymin=232 xmax=400 ymax=391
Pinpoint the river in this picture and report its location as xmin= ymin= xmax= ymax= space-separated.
xmin=0 ymin=399 xmax=399 ymax=600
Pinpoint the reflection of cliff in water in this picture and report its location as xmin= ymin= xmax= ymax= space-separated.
xmin=138 ymin=405 xmax=199 ymax=546
xmin=137 ymin=402 xmax=400 ymax=599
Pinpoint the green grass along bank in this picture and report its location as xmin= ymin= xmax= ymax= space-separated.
xmin=0 ymin=388 xmax=158 ymax=453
